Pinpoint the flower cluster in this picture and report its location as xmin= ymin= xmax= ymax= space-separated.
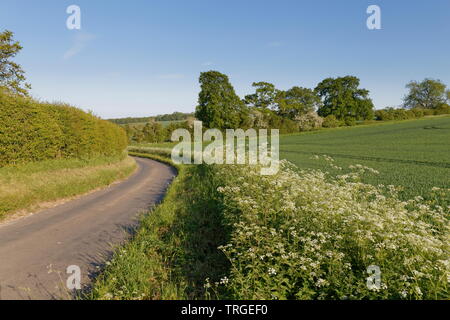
xmin=212 ymin=160 xmax=449 ymax=299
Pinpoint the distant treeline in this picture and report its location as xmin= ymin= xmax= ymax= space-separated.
xmin=375 ymin=104 xmax=450 ymax=121
xmin=193 ymin=71 xmax=450 ymax=133
xmin=108 ymin=112 xmax=194 ymax=125
xmin=125 ymin=119 xmax=194 ymax=144
xmin=125 ymin=74 xmax=450 ymax=145
xmin=0 ymin=90 xmax=128 ymax=166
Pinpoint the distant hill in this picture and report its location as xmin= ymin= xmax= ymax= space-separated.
xmin=108 ymin=112 xmax=194 ymax=125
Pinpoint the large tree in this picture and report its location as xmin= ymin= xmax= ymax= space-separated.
xmin=315 ymin=76 xmax=374 ymax=120
xmin=0 ymin=30 xmax=30 ymax=95
xmin=403 ymin=78 xmax=448 ymax=109
xmin=195 ymin=71 xmax=248 ymax=129
xmin=276 ymin=86 xmax=321 ymax=120
xmin=244 ymin=82 xmax=278 ymax=110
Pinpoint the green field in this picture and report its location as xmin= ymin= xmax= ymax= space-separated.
xmin=130 ymin=116 xmax=450 ymax=202
xmin=280 ymin=116 xmax=450 ymax=202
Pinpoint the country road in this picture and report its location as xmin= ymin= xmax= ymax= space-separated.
xmin=0 ymin=157 xmax=176 ymax=300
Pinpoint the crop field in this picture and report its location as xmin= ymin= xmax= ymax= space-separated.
xmin=131 ymin=116 xmax=450 ymax=202
xmin=280 ymin=116 xmax=450 ymax=202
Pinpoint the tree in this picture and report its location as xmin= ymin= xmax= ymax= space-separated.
xmin=195 ymin=71 xmax=248 ymax=129
xmin=244 ymin=82 xmax=278 ymax=110
xmin=315 ymin=76 xmax=374 ymax=120
xmin=0 ymin=30 xmax=31 ymax=96
xmin=276 ymin=86 xmax=321 ymax=120
xmin=403 ymin=78 xmax=448 ymax=109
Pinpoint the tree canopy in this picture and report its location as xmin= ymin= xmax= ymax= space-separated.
xmin=195 ymin=71 xmax=248 ymax=129
xmin=315 ymin=76 xmax=374 ymax=120
xmin=244 ymin=82 xmax=278 ymax=110
xmin=276 ymin=86 xmax=321 ymax=120
xmin=403 ymin=78 xmax=449 ymax=109
xmin=0 ymin=30 xmax=30 ymax=96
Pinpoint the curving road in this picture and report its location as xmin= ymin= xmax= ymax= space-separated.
xmin=0 ymin=157 xmax=176 ymax=300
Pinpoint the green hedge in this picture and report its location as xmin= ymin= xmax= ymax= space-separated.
xmin=0 ymin=91 xmax=127 ymax=166
xmin=375 ymin=106 xmax=450 ymax=121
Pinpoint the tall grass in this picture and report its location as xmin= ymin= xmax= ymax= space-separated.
xmin=0 ymin=153 xmax=136 ymax=220
xmin=89 ymin=153 xmax=228 ymax=300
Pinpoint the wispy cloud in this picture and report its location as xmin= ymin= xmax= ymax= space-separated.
xmin=157 ymin=73 xmax=185 ymax=80
xmin=63 ymin=33 xmax=96 ymax=60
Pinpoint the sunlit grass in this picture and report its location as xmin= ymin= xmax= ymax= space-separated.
xmin=0 ymin=153 xmax=136 ymax=220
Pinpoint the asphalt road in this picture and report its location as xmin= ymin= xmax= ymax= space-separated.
xmin=0 ymin=157 xmax=176 ymax=300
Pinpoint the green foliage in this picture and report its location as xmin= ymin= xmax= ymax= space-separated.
xmin=244 ymin=82 xmax=278 ymax=110
xmin=155 ymin=112 xmax=194 ymax=122
xmin=0 ymin=30 xmax=31 ymax=96
xmin=108 ymin=116 xmax=153 ymax=125
xmin=0 ymin=91 xmax=127 ymax=166
xmin=322 ymin=115 xmax=340 ymax=128
xmin=315 ymin=76 xmax=375 ymax=121
xmin=195 ymin=71 xmax=248 ymax=129
xmin=108 ymin=112 xmax=194 ymax=125
xmin=373 ymin=107 xmax=441 ymax=121
xmin=344 ymin=116 xmax=357 ymax=126
xmin=126 ymin=119 xmax=194 ymax=144
xmin=276 ymin=87 xmax=321 ymax=120
xmin=434 ymin=103 xmax=450 ymax=115
xmin=404 ymin=79 xmax=448 ymax=109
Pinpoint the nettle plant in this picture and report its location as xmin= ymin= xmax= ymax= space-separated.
xmin=209 ymin=158 xmax=449 ymax=300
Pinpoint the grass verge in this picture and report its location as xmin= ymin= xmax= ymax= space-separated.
xmin=88 ymin=152 xmax=229 ymax=300
xmin=0 ymin=153 xmax=136 ymax=221
xmin=88 ymin=149 xmax=448 ymax=300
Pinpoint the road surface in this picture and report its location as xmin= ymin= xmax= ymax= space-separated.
xmin=0 ymin=157 xmax=176 ymax=300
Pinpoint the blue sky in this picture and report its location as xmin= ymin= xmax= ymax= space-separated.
xmin=1 ymin=0 xmax=449 ymax=118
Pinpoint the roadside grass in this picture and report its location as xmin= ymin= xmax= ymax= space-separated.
xmin=0 ymin=153 xmax=136 ymax=221
xmin=89 ymin=150 xmax=449 ymax=300
xmin=88 ymin=152 xmax=229 ymax=300
xmin=89 ymin=117 xmax=449 ymax=300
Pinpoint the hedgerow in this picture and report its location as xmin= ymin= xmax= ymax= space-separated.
xmin=0 ymin=91 xmax=127 ymax=166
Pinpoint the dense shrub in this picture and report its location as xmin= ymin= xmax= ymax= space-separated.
xmin=294 ymin=111 xmax=323 ymax=131
xmin=375 ymin=105 xmax=450 ymax=122
xmin=126 ymin=120 xmax=195 ymax=144
xmin=344 ymin=117 xmax=357 ymax=126
xmin=322 ymin=115 xmax=340 ymax=128
xmin=267 ymin=113 xmax=299 ymax=134
xmin=434 ymin=104 xmax=450 ymax=115
xmin=410 ymin=108 xmax=424 ymax=118
xmin=245 ymin=109 xmax=299 ymax=134
xmin=375 ymin=108 xmax=422 ymax=121
xmin=0 ymin=91 xmax=127 ymax=166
